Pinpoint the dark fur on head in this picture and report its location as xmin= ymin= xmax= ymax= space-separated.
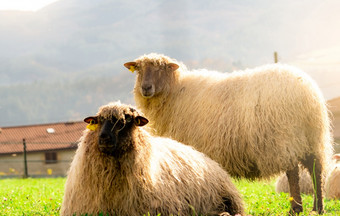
xmin=84 ymin=102 xmax=148 ymax=157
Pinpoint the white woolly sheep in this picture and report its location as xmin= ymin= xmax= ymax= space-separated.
xmin=60 ymin=101 xmax=244 ymax=216
xmin=124 ymin=53 xmax=333 ymax=214
xmin=325 ymin=154 xmax=340 ymax=199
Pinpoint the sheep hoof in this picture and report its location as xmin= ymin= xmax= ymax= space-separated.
xmin=289 ymin=206 xmax=303 ymax=215
xmin=312 ymin=208 xmax=324 ymax=214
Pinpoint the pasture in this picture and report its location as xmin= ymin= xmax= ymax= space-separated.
xmin=0 ymin=178 xmax=339 ymax=215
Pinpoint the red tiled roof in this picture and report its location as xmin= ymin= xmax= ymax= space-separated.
xmin=0 ymin=97 xmax=339 ymax=154
xmin=0 ymin=121 xmax=87 ymax=155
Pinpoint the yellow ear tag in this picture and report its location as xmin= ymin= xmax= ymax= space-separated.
xmin=129 ymin=66 xmax=135 ymax=73
xmin=87 ymin=120 xmax=98 ymax=131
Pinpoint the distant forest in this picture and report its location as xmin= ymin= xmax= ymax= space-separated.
xmin=1 ymin=73 xmax=135 ymax=127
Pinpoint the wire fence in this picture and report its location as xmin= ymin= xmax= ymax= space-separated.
xmin=1 ymin=135 xmax=339 ymax=179
xmin=0 ymin=140 xmax=77 ymax=178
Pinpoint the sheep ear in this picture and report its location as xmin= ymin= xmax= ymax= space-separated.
xmin=167 ymin=63 xmax=179 ymax=71
xmin=84 ymin=116 xmax=98 ymax=124
xmin=333 ymin=154 xmax=340 ymax=161
xmin=134 ymin=116 xmax=149 ymax=127
xmin=124 ymin=62 xmax=136 ymax=69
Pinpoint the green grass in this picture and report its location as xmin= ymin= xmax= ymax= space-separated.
xmin=236 ymin=179 xmax=340 ymax=215
xmin=0 ymin=178 xmax=65 ymax=216
xmin=0 ymin=178 xmax=340 ymax=215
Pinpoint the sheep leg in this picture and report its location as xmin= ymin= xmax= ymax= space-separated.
xmin=302 ymin=154 xmax=324 ymax=214
xmin=286 ymin=165 xmax=303 ymax=214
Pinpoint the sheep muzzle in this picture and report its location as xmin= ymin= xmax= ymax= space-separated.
xmin=98 ymin=119 xmax=123 ymax=156
xmin=141 ymin=84 xmax=155 ymax=98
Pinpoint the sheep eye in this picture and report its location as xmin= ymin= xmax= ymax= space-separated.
xmin=125 ymin=115 xmax=132 ymax=123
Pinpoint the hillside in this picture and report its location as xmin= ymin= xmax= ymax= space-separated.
xmin=1 ymin=0 xmax=340 ymax=126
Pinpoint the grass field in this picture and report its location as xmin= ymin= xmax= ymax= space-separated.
xmin=0 ymin=178 xmax=340 ymax=215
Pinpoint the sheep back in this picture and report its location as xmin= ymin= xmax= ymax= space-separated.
xmin=325 ymin=165 xmax=340 ymax=199
xmin=325 ymin=155 xmax=340 ymax=199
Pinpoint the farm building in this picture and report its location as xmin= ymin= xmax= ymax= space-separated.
xmin=0 ymin=121 xmax=86 ymax=177
xmin=329 ymin=97 xmax=340 ymax=152
xmin=0 ymin=97 xmax=339 ymax=178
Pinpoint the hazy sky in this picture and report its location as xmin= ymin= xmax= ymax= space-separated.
xmin=0 ymin=0 xmax=58 ymax=11
xmin=0 ymin=0 xmax=339 ymax=100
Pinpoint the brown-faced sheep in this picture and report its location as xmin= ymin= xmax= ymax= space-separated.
xmin=60 ymin=101 xmax=244 ymax=216
xmin=325 ymin=154 xmax=340 ymax=199
xmin=124 ymin=53 xmax=333 ymax=214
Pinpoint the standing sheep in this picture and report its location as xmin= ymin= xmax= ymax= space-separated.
xmin=325 ymin=154 xmax=340 ymax=199
xmin=60 ymin=101 xmax=244 ymax=216
xmin=124 ymin=53 xmax=333 ymax=214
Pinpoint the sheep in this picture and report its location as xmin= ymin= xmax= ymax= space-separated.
xmin=124 ymin=53 xmax=333 ymax=214
xmin=325 ymin=154 xmax=340 ymax=199
xmin=60 ymin=101 xmax=244 ymax=216
xmin=275 ymin=166 xmax=314 ymax=195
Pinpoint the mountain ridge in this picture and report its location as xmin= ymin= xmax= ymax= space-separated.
xmin=1 ymin=0 xmax=339 ymax=126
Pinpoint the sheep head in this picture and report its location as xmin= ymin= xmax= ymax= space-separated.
xmin=124 ymin=53 xmax=179 ymax=98
xmin=84 ymin=102 xmax=148 ymax=157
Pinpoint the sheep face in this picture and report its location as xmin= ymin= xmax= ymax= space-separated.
xmin=99 ymin=116 xmax=128 ymax=156
xmin=124 ymin=61 xmax=179 ymax=98
xmin=84 ymin=106 xmax=148 ymax=157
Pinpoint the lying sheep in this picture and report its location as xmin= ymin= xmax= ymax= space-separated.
xmin=124 ymin=53 xmax=333 ymax=214
xmin=60 ymin=101 xmax=244 ymax=216
xmin=325 ymin=154 xmax=340 ymax=199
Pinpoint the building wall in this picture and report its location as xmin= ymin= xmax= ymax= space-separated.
xmin=0 ymin=149 xmax=76 ymax=177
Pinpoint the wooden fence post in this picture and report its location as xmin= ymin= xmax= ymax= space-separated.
xmin=23 ymin=139 xmax=28 ymax=178
xmin=274 ymin=51 xmax=278 ymax=63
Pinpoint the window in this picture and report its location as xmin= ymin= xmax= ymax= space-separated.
xmin=45 ymin=152 xmax=57 ymax=164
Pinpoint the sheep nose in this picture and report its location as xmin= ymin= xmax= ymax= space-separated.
xmin=99 ymin=132 xmax=110 ymax=141
xmin=142 ymin=84 xmax=152 ymax=92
